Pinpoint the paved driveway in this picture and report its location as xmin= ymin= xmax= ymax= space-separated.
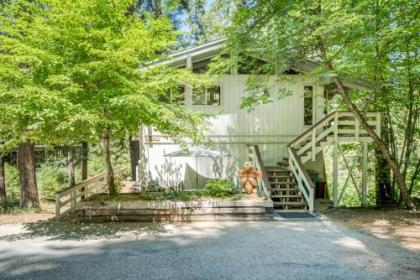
xmin=0 ymin=218 xmax=419 ymax=280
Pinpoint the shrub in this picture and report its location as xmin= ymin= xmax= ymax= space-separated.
xmin=0 ymin=197 xmax=21 ymax=213
xmin=205 ymin=179 xmax=236 ymax=198
xmin=4 ymin=163 xmax=20 ymax=200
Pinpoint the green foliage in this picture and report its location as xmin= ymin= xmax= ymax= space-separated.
xmin=220 ymin=0 xmax=419 ymax=205
xmin=0 ymin=197 xmax=21 ymax=213
xmin=37 ymin=164 xmax=67 ymax=200
xmin=205 ymin=179 xmax=236 ymax=198
xmin=0 ymin=0 xmax=207 ymax=148
xmin=0 ymin=0 xmax=210 ymax=199
xmin=1 ymin=164 xmax=20 ymax=212
xmin=4 ymin=163 xmax=20 ymax=200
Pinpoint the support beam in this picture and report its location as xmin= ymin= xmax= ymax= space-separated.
xmin=333 ymin=113 xmax=339 ymax=207
xmin=186 ymin=55 xmax=192 ymax=70
xmin=337 ymin=145 xmax=363 ymax=203
xmin=361 ymin=141 xmax=368 ymax=206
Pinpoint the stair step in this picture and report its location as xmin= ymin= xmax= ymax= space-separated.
xmin=270 ymin=188 xmax=300 ymax=192
xmin=267 ymin=175 xmax=290 ymax=178
xmin=266 ymin=167 xmax=288 ymax=171
xmin=270 ymin=195 xmax=302 ymax=198
xmin=270 ymin=181 xmax=296 ymax=184
xmin=267 ymin=170 xmax=290 ymax=174
xmin=271 ymin=188 xmax=300 ymax=194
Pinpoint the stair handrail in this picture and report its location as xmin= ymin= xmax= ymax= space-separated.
xmin=288 ymin=148 xmax=315 ymax=212
xmin=247 ymin=144 xmax=271 ymax=198
xmin=287 ymin=111 xmax=381 ymax=212
xmin=289 ymin=111 xmax=336 ymax=148
xmin=55 ymin=167 xmax=121 ymax=220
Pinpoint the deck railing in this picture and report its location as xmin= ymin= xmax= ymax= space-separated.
xmin=287 ymin=111 xmax=380 ymax=212
xmin=55 ymin=169 xmax=120 ymax=219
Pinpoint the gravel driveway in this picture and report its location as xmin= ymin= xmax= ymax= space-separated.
xmin=0 ymin=218 xmax=418 ymax=280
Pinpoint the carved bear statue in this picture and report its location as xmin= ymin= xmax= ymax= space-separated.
xmin=237 ymin=162 xmax=262 ymax=195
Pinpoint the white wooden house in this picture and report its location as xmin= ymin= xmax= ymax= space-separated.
xmin=139 ymin=39 xmax=380 ymax=212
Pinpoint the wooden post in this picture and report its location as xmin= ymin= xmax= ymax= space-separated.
xmin=361 ymin=141 xmax=368 ymax=207
xmin=355 ymin=119 xmax=360 ymax=142
xmin=55 ymin=194 xmax=60 ymax=220
xmin=311 ymin=129 xmax=316 ymax=161
xmin=333 ymin=112 xmax=339 ymax=207
xmin=70 ymin=191 xmax=76 ymax=209
xmin=186 ymin=55 xmax=192 ymax=70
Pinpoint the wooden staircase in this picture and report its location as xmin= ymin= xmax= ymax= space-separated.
xmin=266 ymin=164 xmax=307 ymax=211
xmin=249 ymin=111 xmax=380 ymax=213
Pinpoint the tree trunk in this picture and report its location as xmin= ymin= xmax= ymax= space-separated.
xmin=17 ymin=142 xmax=39 ymax=208
xmin=375 ymin=149 xmax=394 ymax=205
xmin=325 ymin=66 xmax=415 ymax=209
xmin=101 ymin=128 xmax=116 ymax=195
xmin=67 ymin=146 xmax=75 ymax=188
xmin=128 ymin=136 xmax=139 ymax=181
xmin=375 ymin=118 xmax=394 ymax=205
xmin=81 ymin=141 xmax=89 ymax=181
xmin=0 ymin=156 xmax=5 ymax=202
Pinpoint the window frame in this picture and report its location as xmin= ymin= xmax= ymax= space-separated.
xmin=191 ymin=85 xmax=222 ymax=106
xmin=303 ymin=85 xmax=315 ymax=126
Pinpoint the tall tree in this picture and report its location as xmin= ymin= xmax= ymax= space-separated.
xmin=224 ymin=0 xmax=417 ymax=208
xmin=17 ymin=143 xmax=39 ymax=208
xmin=81 ymin=142 xmax=89 ymax=181
xmin=0 ymin=2 xmax=93 ymax=207
xmin=0 ymin=0 xmax=206 ymax=195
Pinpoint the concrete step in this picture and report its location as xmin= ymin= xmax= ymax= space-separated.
xmin=274 ymin=209 xmax=308 ymax=213
xmin=273 ymin=201 xmax=306 ymax=206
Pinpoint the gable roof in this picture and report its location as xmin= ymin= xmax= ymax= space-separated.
xmin=153 ymin=38 xmax=371 ymax=91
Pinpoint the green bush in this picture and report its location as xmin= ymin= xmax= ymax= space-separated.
xmin=0 ymin=197 xmax=20 ymax=213
xmin=205 ymin=179 xmax=236 ymax=198
xmin=4 ymin=163 xmax=20 ymax=200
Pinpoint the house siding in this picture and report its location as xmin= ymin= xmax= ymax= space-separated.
xmin=143 ymin=74 xmax=325 ymax=189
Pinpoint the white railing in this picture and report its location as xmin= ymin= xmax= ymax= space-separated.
xmin=248 ymin=144 xmax=271 ymax=198
xmin=289 ymin=112 xmax=380 ymax=163
xmin=55 ymin=169 xmax=120 ymax=219
xmin=287 ymin=111 xmax=381 ymax=212
xmin=288 ymin=148 xmax=315 ymax=212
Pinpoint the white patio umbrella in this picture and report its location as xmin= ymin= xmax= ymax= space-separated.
xmin=165 ymin=146 xmax=230 ymax=188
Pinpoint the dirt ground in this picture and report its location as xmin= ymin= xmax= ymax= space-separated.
xmin=324 ymin=208 xmax=420 ymax=251
xmin=0 ymin=201 xmax=55 ymax=224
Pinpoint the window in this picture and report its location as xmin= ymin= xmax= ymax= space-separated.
xmin=192 ymin=86 xmax=221 ymax=106
xmin=159 ymin=85 xmax=186 ymax=105
xmin=304 ymin=86 xmax=313 ymax=125
xmin=192 ymin=59 xmax=211 ymax=73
